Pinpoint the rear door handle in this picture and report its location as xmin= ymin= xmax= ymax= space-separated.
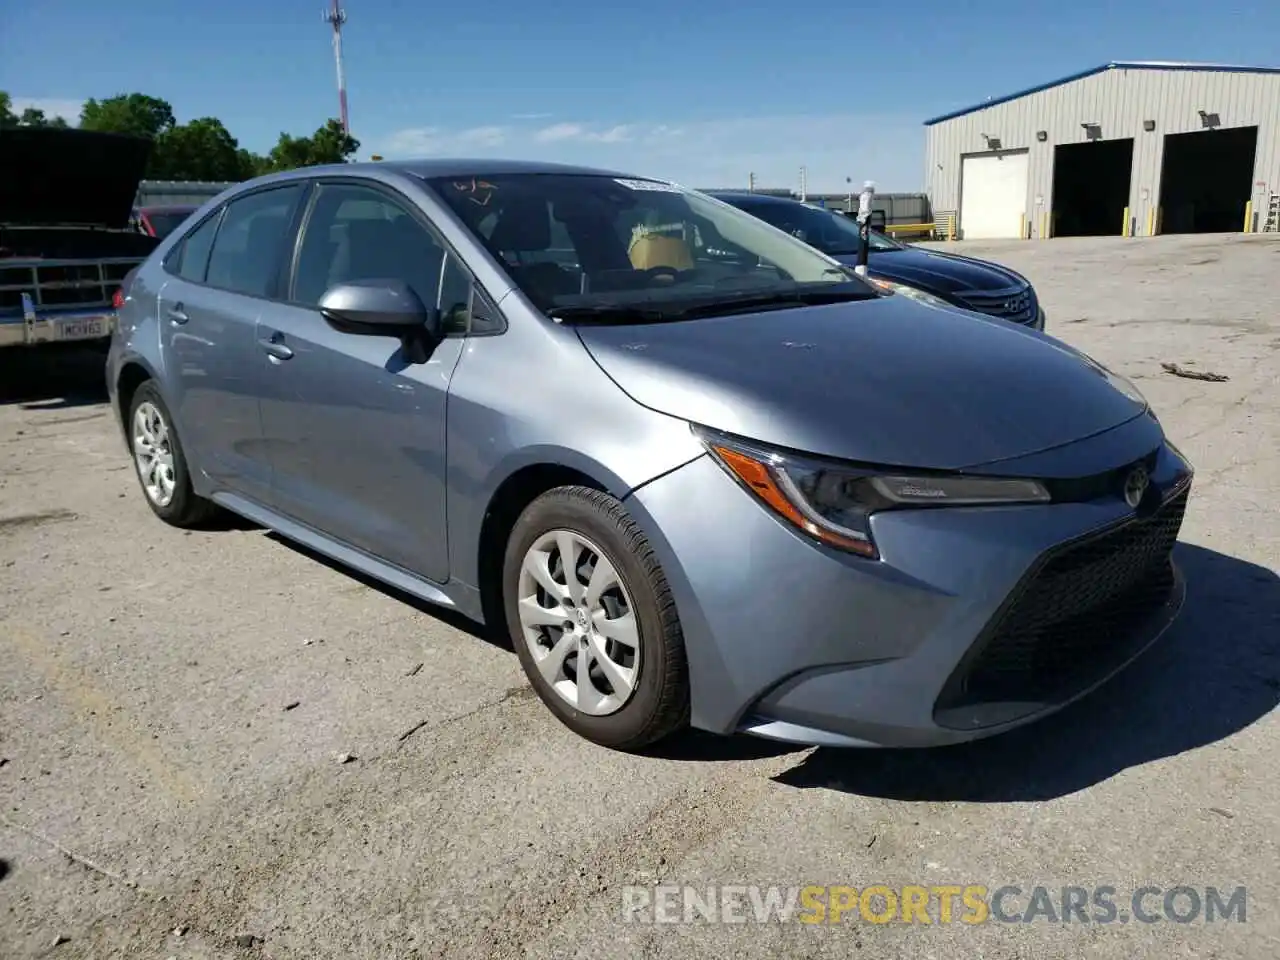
xmin=258 ymin=331 xmax=294 ymax=361
xmin=166 ymin=302 xmax=189 ymax=324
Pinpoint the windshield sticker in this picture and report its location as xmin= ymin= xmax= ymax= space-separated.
xmin=452 ymin=177 xmax=498 ymax=207
xmin=614 ymin=178 xmax=682 ymax=193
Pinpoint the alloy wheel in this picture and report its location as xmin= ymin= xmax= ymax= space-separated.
xmin=515 ymin=529 xmax=641 ymax=716
xmin=131 ymin=400 xmax=176 ymax=507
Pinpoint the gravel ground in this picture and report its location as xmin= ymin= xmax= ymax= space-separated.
xmin=1 ymin=232 xmax=1278 ymax=960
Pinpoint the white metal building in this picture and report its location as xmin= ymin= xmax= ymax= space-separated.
xmin=923 ymin=61 xmax=1280 ymax=239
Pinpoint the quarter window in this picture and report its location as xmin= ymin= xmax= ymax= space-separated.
xmin=172 ymin=212 xmax=221 ymax=284
xmin=438 ymin=254 xmax=474 ymax=334
xmin=204 ymin=185 xmax=304 ymax=298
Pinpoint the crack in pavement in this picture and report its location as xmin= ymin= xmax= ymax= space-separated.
xmin=397 ymin=684 xmax=536 ymax=745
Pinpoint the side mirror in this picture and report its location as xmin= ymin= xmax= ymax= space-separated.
xmin=319 ymin=279 xmax=439 ymax=335
xmin=318 ymin=279 xmax=442 ymax=363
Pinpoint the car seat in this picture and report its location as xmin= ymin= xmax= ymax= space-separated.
xmin=488 ymin=198 xmax=578 ymax=300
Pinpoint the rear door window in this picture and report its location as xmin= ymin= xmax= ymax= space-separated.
xmin=204 ymin=185 xmax=305 ymax=298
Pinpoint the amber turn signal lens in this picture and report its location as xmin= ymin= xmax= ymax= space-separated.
xmin=711 ymin=445 xmax=878 ymax=558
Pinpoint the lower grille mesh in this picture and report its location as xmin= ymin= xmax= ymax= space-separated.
xmin=937 ymin=487 xmax=1188 ymax=715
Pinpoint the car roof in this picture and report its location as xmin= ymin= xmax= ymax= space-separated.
xmin=313 ymin=158 xmax=639 ymax=180
xmin=137 ymin=204 xmax=199 ymax=213
xmin=224 ymin=157 xmax=654 ymax=197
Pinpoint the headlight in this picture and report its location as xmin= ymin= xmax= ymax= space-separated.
xmin=695 ymin=428 xmax=1050 ymax=560
xmin=865 ymin=276 xmax=954 ymax=310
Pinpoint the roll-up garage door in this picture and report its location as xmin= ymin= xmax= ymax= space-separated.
xmin=960 ymin=150 xmax=1029 ymax=239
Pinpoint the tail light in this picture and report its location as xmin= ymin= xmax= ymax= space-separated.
xmin=113 ymin=267 xmax=138 ymax=310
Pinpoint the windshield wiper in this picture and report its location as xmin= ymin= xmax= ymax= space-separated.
xmin=673 ymin=287 xmax=878 ymax=319
xmin=549 ymin=287 xmax=878 ymax=325
xmin=549 ymin=304 xmax=678 ymax=324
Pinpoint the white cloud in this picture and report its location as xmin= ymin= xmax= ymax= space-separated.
xmin=585 ymin=124 xmax=632 ymax=143
xmin=529 ymin=122 xmax=633 ymax=144
xmin=372 ymin=112 xmax=924 ymax=192
xmin=534 ymin=122 xmax=586 ymax=143
xmin=510 ymin=112 xmax=552 ymax=120
xmin=8 ymin=96 xmax=82 ymax=122
xmin=381 ymin=124 xmax=507 ymax=155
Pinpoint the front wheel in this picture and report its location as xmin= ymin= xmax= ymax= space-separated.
xmin=127 ymin=381 xmax=215 ymax=528
xmin=503 ymin=486 xmax=690 ymax=750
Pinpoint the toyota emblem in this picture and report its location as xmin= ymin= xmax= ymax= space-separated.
xmin=1123 ymin=465 xmax=1150 ymax=508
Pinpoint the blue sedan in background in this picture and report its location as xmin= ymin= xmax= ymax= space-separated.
xmin=713 ymin=192 xmax=1046 ymax=330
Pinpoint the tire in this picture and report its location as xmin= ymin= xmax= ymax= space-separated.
xmin=126 ymin=380 xmax=216 ymax=528
xmin=502 ymin=485 xmax=690 ymax=750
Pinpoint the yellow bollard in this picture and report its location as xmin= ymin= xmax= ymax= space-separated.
xmin=1122 ymin=206 xmax=1131 ymax=237
xmin=1243 ymin=200 xmax=1253 ymax=233
xmin=1146 ymin=207 xmax=1156 ymax=237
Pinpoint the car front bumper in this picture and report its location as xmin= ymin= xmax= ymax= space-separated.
xmin=624 ymin=416 xmax=1192 ymax=748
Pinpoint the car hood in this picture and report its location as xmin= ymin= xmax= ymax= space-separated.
xmin=575 ymin=296 xmax=1144 ymax=470
xmin=833 ymin=247 xmax=1027 ymax=297
xmin=0 ymin=126 xmax=153 ymax=229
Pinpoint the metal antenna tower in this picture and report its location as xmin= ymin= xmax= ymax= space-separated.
xmin=322 ymin=0 xmax=350 ymax=133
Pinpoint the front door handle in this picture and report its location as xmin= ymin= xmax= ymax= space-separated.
xmin=166 ymin=302 xmax=189 ymax=324
xmin=258 ymin=331 xmax=294 ymax=361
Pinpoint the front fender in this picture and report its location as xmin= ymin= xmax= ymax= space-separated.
xmin=446 ymin=419 xmax=705 ymax=592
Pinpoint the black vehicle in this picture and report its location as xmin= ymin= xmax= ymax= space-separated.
xmin=711 ymin=192 xmax=1045 ymax=330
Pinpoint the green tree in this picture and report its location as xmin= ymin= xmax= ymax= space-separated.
xmin=6 ymin=89 xmax=361 ymax=180
xmin=19 ymin=107 xmax=70 ymax=128
xmin=79 ymin=93 xmax=175 ymax=140
xmin=264 ymin=118 xmax=360 ymax=172
xmin=0 ymin=92 xmax=73 ymax=128
xmin=151 ymin=117 xmax=255 ymax=181
xmin=237 ymin=148 xmax=269 ymax=179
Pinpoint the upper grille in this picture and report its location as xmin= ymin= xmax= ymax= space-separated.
xmin=935 ymin=486 xmax=1189 ymax=722
xmin=955 ymin=285 xmax=1037 ymax=325
xmin=0 ymin=259 xmax=138 ymax=313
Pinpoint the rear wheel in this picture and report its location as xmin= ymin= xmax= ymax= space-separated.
xmin=127 ymin=381 xmax=215 ymax=528
xmin=503 ymin=486 xmax=690 ymax=750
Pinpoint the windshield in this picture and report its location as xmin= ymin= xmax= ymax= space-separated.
xmin=423 ymin=173 xmax=877 ymax=318
xmin=725 ymin=198 xmax=903 ymax=255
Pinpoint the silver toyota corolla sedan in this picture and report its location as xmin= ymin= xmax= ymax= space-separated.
xmin=106 ymin=159 xmax=1193 ymax=751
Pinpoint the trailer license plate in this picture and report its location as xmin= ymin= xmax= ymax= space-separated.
xmin=58 ymin=318 xmax=107 ymax=341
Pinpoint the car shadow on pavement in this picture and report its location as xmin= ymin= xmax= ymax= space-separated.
xmin=0 ymin=345 xmax=111 ymax=409
xmin=265 ymin=532 xmax=804 ymax=762
xmin=771 ymin=543 xmax=1280 ymax=801
xmin=263 ymin=531 xmax=516 ymax=653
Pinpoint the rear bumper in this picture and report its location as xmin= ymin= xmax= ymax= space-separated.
xmin=0 ymin=307 xmax=117 ymax=347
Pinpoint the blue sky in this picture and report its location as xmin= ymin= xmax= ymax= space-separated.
xmin=3 ymin=1 xmax=1278 ymax=193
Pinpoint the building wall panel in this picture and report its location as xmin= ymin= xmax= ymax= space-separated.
xmin=924 ymin=67 xmax=1280 ymax=236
